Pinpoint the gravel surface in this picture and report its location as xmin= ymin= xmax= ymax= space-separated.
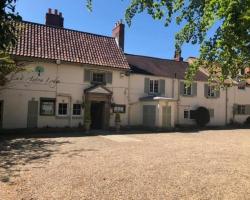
xmin=1 ymin=129 xmax=250 ymax=200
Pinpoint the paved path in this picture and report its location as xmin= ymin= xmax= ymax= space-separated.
xmin=1 ymin=129 xmax=250 ymax=200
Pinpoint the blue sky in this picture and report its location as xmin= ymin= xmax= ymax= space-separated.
xmin=16 ymin=0 xmax=200 ymax=60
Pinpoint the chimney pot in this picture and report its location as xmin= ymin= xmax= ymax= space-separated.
xmin=46 ymin=8 xmax=64 ymax=28
xmin=174 ymin=50 xmax=183 ymax=61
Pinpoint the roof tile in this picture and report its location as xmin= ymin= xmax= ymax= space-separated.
xmin=10 ymin=21 xmax=130 ymax=70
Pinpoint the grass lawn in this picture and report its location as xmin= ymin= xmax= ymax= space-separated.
xmin=1 ymin=129 xmax=250 ymax=200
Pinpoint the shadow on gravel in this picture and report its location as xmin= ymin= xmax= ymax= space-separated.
xmin=0 ymin=137 xmax=70 ymax=183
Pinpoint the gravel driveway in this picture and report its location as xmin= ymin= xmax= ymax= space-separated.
xmin=1 ymin=129 xmax=250 ymax=200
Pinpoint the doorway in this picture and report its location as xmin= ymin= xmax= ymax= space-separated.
xmin=0 ymin=101 xmax=3 ymax=128
xmin=91 ymin=101 xmax=104 ymax=129
xmin=162 ymin=106 xmax=172 ymax=128
xmin=27 ymin=100 xmax=39 ymax=128
xmin=143 ymin=105 xmax=156 ymax=127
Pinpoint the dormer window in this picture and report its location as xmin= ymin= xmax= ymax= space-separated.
xmin=92 ymin=72 xmax=105 ymax=84
xmin=149 ymin=80 xmax=159 ymax=94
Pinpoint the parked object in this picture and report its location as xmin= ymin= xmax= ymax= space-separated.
xmin=115 ymin=113 xmax=121 ymax=132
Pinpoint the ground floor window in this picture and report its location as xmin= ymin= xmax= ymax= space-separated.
xmin=237 ymin=105 xmax=246 ymax=115
xmin=73 ymin=104 xmax=81 ymax=116
xmin=184 ymin=110 xmax=189 ymax=119
xmin=40 ymin=98 xmax=55 ymax=116
xmin=209 ymin=109 xmax=215 ymax=118
xmin=58 ymin=103 xmax=68 ymax=116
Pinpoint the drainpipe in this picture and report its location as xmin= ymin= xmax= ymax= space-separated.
xmin=172 ymin=78 xmax=175 ymax=98
xmin=127 ymin=71 xmax=131 ymax=126
xmin=225 ymin=86 xmax=228 ymax=125
xmin=176 ymin=75 xmax=180 ymax=125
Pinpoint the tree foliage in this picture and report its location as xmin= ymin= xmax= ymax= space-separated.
xmin=0 ymin=0 xmax=21 ymax=86
xmin=87 ymin=0 xmax=250 ymax=85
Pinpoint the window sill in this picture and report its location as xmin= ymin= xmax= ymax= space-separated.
xmin=72 ymin=116 xmax=83 ymax=119
xmin=182 ymin=94 xmax=193 ymax=97
xmin=40 ymin=114 xmax=55 ymax=117
xmin=56 ymin=115 xmax=69 ymax=119
xmin=91 ymin=81 xmax=106 ymax=85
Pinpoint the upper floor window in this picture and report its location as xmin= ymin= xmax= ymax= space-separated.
xmin=208 ymin=85 xmax=216 ymax=97
xmin=84 ymin=69 xmax=113 ymax=85
xmin=237 ymin=105 xmax=246 ymax=115
xmin=238 ymin=81 xmax=246 ymax=90
xmin=183 ymin=83 xmax=192 ymax=96
xmin=149 ymin=80 xmax=159 ymax=94
xmin=92 ymin=72 xmax=105 ymax=84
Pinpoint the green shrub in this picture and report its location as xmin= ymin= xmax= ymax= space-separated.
xmin=195 ymin=107 xmax=210 ymax=127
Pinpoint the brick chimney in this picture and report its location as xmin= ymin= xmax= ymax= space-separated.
xmin=174 ymin=50 xmax=183 ymax=61
xmin=112 ymin=20 xmax=125 ymax=51
xmin=45 ymin=8 xmax=64 ymax=28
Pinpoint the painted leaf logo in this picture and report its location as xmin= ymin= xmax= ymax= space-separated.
xmin=35 ymin=66 xmax=44 ymax=76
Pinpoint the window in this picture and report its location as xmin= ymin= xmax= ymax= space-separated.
xmin=209 ymin=109 xmax=214 ymax=118
xmin=190 ymin=110 xmax=196 ymax=119
xmin=184 ymin=110 xmax=189 ymax=119
xmin=149 ymin=80 xmax=159 ymax=94
xmin=58 ymin=103 xmax=68 ymax=116
xmin=113 ymin=104 xmax=126 ymax=113
xmin=238 ymin=82 xmax=246 ymax=90
xmin=208 ymin=86 xmax=216 ymax=97
xmin=73 ymin=104 xmax=81 ymax=116
xmin=237 ymin=105 xmax=246 ymax=115
xmin=40 ymin=98 xmax=55 ymax=116
xmin=184 ymin=83 xmax=192 ymax=96
xmin=92 ymin=72 xmax=105 ymax=84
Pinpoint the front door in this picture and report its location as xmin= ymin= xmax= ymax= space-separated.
xmin=0 ymin=101 xmax=3 ymax=128
xmin=162 ymin=106 xmax=171 ymax=128
xmin=91 ymin=101 xmax=104 ymax=129
xmin=143 ymin=105 xmax=156 ymax=127
xmin=27 ymin=100 xmax=38 ymax=128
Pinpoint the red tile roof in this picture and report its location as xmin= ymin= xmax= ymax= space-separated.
xmin=126 ymin=54 xmax=208 ymax=81
xmin=10 ymin=21 xmax=130 ymax=70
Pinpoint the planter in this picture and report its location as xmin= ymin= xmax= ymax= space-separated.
xmin=115 ymin=113 xmax=121 ymax=132
xmin=115 ymin=122 xmax=121 ymax=132
xmin=84 ymin=121 xmax=91 ymax=133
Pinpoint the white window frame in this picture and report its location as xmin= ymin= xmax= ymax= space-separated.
xmin=72 ymin=103 xmax=82 ymax=116
xmin=183 ymin=83 xmax=192 ymax=96
xmin=92 ymin=72 xmax=105 ymax=84
xmin=149 ymin=79 xmax=159 ymax=94
xmin=184 ymin=110 xmax=189 ymax=119
xmin=58 ymin=103 xmax=68 ymax=116
xmin=208 ymin=85 xmax=216 ymax=97
xmin=237 ymin=105 xmax=246 ymax=115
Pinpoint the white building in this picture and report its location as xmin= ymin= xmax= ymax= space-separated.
xmin=0 ymin=9 xmax=249 ymax=130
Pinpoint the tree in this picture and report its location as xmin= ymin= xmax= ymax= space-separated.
xmin=0 ymin=0 xmax=22 ymax=86
xmin=87 ymin=0 xmax=250 ymax=85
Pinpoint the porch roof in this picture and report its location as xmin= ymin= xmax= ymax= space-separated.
xmin=139 ymin=96 xmax=177 ymax=102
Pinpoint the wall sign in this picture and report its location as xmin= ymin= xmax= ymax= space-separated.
xmin=113 ymin=104 xmax=126 ymax=113
xmin=35 ymin=66 xmax=45 ymax=76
